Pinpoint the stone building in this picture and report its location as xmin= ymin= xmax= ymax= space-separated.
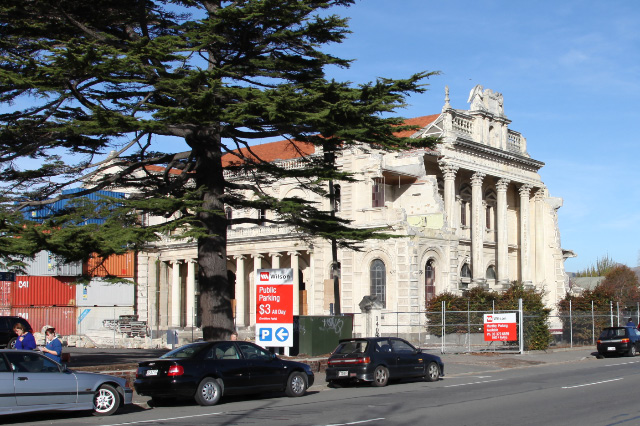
xmin=134 ymin=85 xmax=572 ymax=337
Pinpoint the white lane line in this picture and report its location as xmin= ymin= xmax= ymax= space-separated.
xmin=444 ymin=379 xmax=503 ymax=388
xmin=604 ymin=361 xmax=640 ymax=366
xmin=562 ymin=378 xmax=623 ymax=389
xmin=101 ymin=412 xmax=224 ymax=426
xmin=323 ymin=419 xmax=386 ymax=426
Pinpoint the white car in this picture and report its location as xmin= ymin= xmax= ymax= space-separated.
xmin=0 ymin=349 xmax=132 ymax=416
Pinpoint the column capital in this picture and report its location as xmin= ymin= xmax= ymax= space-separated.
xmin=269 ymin=252 xmax=282 ymax=258
xmin=438 ymin=160 xmax=459 ymax=179
xmin=287 ymin=250 xmax=300 ymax=257
xmin=252 ymin=253 xmax=264 ymax=259
xmin=233 ymin=254 xmax=246 ymax=260
xmin=496 ymin=178 xmax=510 ymax=192
xmin=518 ymin=184 xmax=532 ymax=197
xmin=170 ymin=259 xmax=183 ymax=266
xmin=534 ymin=187 xmax=546 ymax=200
xmin=470 ymin=172 xmax=485 ymax=187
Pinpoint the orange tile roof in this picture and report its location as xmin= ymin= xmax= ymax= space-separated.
xmin=221 ymin=139 xmax=315 ymax=167
xmin=393 ymin=114 xmax=440 ymax=138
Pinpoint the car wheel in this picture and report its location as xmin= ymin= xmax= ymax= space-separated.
xmin=628 ymin=345 xmax=637 ymax=357
xmin=194 ymin=377 xmax=222 ymax=406
xmin=285 ymin=371 xmax=308 ymax=397
xmin=372 ymin=366 xmax=389 ymax=387
xmin=425 ymin=362 xmax=440 ymax=382
xmin=7 ymin=338 xmax=16 ymax=349
xmin=92 ymin=384 xmax=120 ymax=416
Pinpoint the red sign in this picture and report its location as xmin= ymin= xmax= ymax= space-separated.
xmin=256 ymin=283 xmax=292 ymax=324
xmin=483 ymin=313 xmax=517 ymax=341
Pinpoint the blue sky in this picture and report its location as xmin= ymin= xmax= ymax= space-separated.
xmin=321 ymin=0 xmax=640 ymax=272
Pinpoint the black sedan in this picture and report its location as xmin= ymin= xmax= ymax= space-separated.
xmin=597 ymin=326 xmax=640 ymax=357
xmin=325 ymin=337 xmax=444 ymax=387
xmin=134 ymin=341 xmax=314 ymax=406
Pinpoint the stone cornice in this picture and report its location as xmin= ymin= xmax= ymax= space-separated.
xmin=454 ymin=138 xmax=544 ymax=170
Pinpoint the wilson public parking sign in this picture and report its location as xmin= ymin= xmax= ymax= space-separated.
xmin=483 ymin=313 xmax=517 ymax=341
xmin=255 ymin=268 xmax=293 ymax=347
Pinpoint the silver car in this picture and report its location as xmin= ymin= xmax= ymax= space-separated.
xmin=0 ymin=349 xmax=132 ymax=416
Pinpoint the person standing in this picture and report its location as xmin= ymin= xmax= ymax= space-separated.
xmin=626 ymin=317 xmax=636 ymax=327
xmin=13 ymin=323 xmax=36 ymax=350
xmin=40 ymin=327 xmax=62 ymax=363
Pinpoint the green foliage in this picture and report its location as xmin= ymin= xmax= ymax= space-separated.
xmin=426 ymin=282 xmax=552 ymax=351
xmin=557 ymin=286 xmax=614 ymax=344
xmin=574 ymin=254 xmax=618 ymax=277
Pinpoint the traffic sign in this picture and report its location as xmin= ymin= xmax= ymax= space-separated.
xmin=255 ymin=268 xmax=293 ymax=347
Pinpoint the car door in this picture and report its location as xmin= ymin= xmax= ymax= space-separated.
xmin=373 ymin=339 xmax=397 ymax=376
xmin=238 ymin=342 xmax=285 ymax=391
xmin=389 ymin=338 xmax=423 ymax=378
xmin=204 ymin=342 xmax=249 ymax=392
xmin=0 ymin=318 xmax=10 ymax=347
xmin=0 ymin=354 xmax=16 ymax=409
xmin=5 ymin=352 xmax=78 ymax=406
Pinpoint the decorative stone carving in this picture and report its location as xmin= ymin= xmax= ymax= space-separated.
xmin=468 ymin=84 xmax=505 ymax=116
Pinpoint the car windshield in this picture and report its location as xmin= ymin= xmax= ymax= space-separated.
xmin=335 ymin=340 xmax=368 ymax=354
xmin=160 ymin=343 xmax=209 ymax=359
xmin=599 ymin=328 xmax=627 ymax=339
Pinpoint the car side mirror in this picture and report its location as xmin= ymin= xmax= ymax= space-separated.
xmin=271 ymin=353 xmax=278 ymax=361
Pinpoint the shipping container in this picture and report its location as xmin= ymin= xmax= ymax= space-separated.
xmin=76 ymin=306 xmax=135 ymax=334
xmin=22 ymin=250 xmax=83 ymax=277
xmin=11 ymin=276 xmax=76 ymax=307
xmin=83 ymin=252 xmax=136 ymax=278
xmin=76 ymin=278 xmax=135 ymax=307
xmin=0 ymin=308 xmax=9 ymax=316
xmin=24 ymin=188 xmax=126 ymax=224
xmin=12 ymin=306 xmax=76 ymax=336
xmin=0 ymin=281 xmax=10 ymax=308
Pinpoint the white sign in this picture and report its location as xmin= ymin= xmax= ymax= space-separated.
xmin=484 ymin=313 xmax=516 ymax=324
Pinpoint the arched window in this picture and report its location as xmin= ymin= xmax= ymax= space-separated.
xmin=486 ymin=265 xmax=496 ymax=281
xmin=425 ymin=259 xmax=436 ymax=304
xmin=370 ymin=259 xmax=386 ymax=308
xmin=333 ymin=184 xmax=341 ymax=212
xmin=460 ymin=263 xmax=471 ymax=289
xmin=459 ymin=185 xmax=471 ymax=227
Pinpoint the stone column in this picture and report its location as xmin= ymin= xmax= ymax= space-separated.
xmin=171 ymin=260 xmax=182 ymax=327
xmin=471 ymin=172 xmax=486 ymax=287
xmin=534 ymin=188 xmax=546 ymax=285
xmin=186 ymin=259 xmax=196 ymax=327
xmin=519 ymin=184 xmax=532 ymax=286
xmin=496 ymin=178 xmax=510 ymax=287
xmin=234 ymin=255 xmax=246 ymax=327
xmin=159 ymin=261 xmax=169 ymax=327
xmin=289 ymin=251 xmax=300 ymax=316
xmin=251 ymin=254 xmax=263 ymax=326
xmin=439 ymin=161 xmax=459 ymax=229
xmin=270 ymin=252 xmax=281 ymax=269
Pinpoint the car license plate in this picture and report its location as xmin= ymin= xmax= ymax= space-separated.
xmin=146 ymin=369 xmax=158 ymax=376
xmin=338 ymin=371 xmax=348 ymax=377
xmin=607 ymin=347 xmax=616 ymax=351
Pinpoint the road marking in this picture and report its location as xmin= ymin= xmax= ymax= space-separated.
xmin=562 ymin=378 xmax=623 ymax=389
xmin=604 ymin=361 xmax=640 ymax=366
xmin=101 ymin=412 xmax=224 ymax=426
xmin=323 ymin=419 xmax=386 ymax=426
xmin=444 ymin=379 xmax=503 ymax=388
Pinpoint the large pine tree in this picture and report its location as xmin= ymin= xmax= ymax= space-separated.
xmin=0 ymin=0 xmax=438 ymax=339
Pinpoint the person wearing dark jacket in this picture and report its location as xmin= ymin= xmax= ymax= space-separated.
xmin=626 ymin=318 xmax=636 ymax=327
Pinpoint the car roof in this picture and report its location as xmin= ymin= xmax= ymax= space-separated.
xmin=338 ymin=337 xmax=403 ymax=343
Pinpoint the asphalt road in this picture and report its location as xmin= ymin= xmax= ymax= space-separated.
xmin=5 ymin=347 xmax=636 ymax=426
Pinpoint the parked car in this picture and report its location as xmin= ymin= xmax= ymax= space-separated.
xmin=597 ymin=326 xmax=640 ymax=357
xmin=0 ymin=317 xmax=33 ymax=349
xmin=0 ymin=349 xmax=132 ymax=416
xmin=134 ymin=341 xmax=314 ymax=406
xmin=325 ymin=337 xmax=444 ymax=387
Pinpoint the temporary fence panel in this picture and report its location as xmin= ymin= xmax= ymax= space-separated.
xmin=76 ymin=278 xmax=135 ymax=307
xmin=76 ymin=306 xmax=135 ymax=335
xmin=12 ymin=306 xmax=76 ymax=336
xmin=0 ymin=281 xmax=10 ymax=308
xmin=11 ymin=276 xmax=76 ymax=307
xmin=21 ymin=250 xmax=83 ymax=277
xmin=83 ymin=252 xmax=135 ymax=278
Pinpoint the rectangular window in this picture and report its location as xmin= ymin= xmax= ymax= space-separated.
xmin=372 ymin=178 xmax=385 ymax=208
xmin=460 ymin=201 xmax=467 ymax=226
